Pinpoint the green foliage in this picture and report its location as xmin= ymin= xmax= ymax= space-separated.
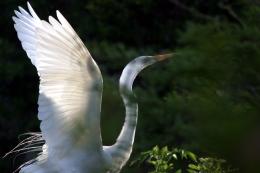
xmin=188 ymin=157 xmax=234 ymax=173
xmin=135 ymin=6 xmax=260 ymax=173
xmin=132 ymin=146 xmax=237 ymax=173
xmin=139 ymin=146 xmax=175 ymax=173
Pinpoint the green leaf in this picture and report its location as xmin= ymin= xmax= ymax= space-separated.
xmin=188 ymin=164 xmax=200 ymax=171
xmin=175 ymin=169 xmax=182 ymax=173
xmin=187 ymin=151 xmax=197 ymax=162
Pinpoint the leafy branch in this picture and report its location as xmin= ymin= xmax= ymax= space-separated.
xmin=131 ymin=146 xmax=238 ymax=173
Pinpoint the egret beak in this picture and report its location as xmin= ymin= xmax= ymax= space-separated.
xmin=154 ymin=53 xmax=174 ymax=61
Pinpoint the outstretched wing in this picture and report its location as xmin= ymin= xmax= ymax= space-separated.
xmin=13 ymin=2 xmax=103 ymax=156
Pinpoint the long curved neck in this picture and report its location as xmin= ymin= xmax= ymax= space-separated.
xmin=115 ymin=54 xmax=172 ymax=148
xmin=111 ymin=56 xmax=157 ymax=161
xmin=105 ymin=54 xmax=171 ymax=171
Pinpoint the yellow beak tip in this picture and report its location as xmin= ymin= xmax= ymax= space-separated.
xmin=154 ymin=53 xmax=174 ymax=61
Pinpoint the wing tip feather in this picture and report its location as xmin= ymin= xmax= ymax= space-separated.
xmin=27 ymin=1 xmax=40 ymax=21
xmin=12 ymin=16 xmax=18 ymax=23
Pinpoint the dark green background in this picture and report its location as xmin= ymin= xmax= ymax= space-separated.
xmin=0 ymin=0 xmax=259 ymax=172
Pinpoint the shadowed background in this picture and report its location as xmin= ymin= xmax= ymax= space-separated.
xmin=0 ymin=0 xmax=259 ymax=172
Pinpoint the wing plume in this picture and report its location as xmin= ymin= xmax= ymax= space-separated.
xmin=13 ymin=2 xmax=103 ymax=157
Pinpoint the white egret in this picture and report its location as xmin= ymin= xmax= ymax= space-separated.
xmin=12 ymin=2 xmax=171 ymax=173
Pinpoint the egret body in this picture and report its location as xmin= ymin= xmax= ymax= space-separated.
xmin=12 ymin=2 xmax=171 ymax=173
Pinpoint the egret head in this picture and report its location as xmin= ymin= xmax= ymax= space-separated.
xmin=119 ymin=53 xmax=173 ymax=95
xmin=133 ymin=53 xmax=173 ymax=71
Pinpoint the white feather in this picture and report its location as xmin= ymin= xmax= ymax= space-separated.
xmin=13 ymin=2 xmax=103 ymax=163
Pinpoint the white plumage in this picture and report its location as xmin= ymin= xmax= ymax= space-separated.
xmin=12 ymin=2 xmax=171 ymax=173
